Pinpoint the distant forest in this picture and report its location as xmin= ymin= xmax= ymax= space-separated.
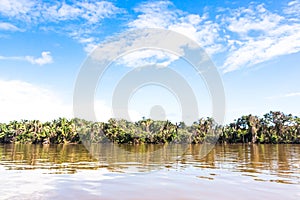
xmin=0 ymin=111 xmax=299 ymax=144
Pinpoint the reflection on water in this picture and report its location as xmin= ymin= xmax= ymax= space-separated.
xmin=0 ymin=144 xmax=300 ymax=199
xmin=1 ymin=144 xmax=299 ymax=179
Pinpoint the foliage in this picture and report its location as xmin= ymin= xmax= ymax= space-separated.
xmin=0 ymin=111 xmax=299 ymax=144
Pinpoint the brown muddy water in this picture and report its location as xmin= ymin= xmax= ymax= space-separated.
xmin=0 ymin=143 xmax=299 ymax=200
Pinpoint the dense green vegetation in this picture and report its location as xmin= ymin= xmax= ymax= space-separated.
xmin=0 ymin=111 xmax=299 ymax=144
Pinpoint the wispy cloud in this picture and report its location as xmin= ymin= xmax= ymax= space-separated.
xmin=0 ymin=51 xmax=53 ymax=65
xmin=0 ymin=0 xmax=124 ymax=52
xmin=1 ymin=0 xmax=300 ymax=72
xmin=0 ymin=0 xmax=36 ymax=21
xmin=43 ymin=1 xmax=121 ymax=24
xmin=266 ymin=92 xmax=300 ymax=100
xmin=116 ymin=50 xmax=179 ymax=68
xmin=0 ymin=55 xmax=22 ymax=61
xmin=283 ymin=0 xmax=300 ymax=20
xmin=129 ymin=1 xmax=223 ymax=55
xmin=285 ymin=92 xmax=300 ymax=97
xmin=221 ymin=3 xmax=300 ymax=73
xmin=46 ymin=1 xmax=124 ymax=53
xmin=0 ymin=22 xmax=23 ymax=31
xmin=123 ymin=1 xmax=223 ymax=67
xmin=129 ymin=1 xmax=179 ymax=29
xmin=127 ymin=1 xmax=300 ymax=73
xmin=0 ymin=0 xmax=122 ymax=23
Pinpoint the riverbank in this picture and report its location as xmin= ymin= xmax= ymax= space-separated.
xmin=0 ymin=111 xmax=299 ymax=144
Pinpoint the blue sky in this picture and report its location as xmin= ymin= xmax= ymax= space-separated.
xmin=0 ymin=0 xmax=299 ymax=123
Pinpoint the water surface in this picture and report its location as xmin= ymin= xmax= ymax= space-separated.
xmin=0 ymin=144 xmax=299 ymax=199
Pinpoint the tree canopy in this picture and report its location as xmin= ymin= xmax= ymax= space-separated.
xmin=0 ymin=111 xmax=299 ymax=144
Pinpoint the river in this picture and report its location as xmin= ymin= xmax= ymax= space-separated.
xmin=0 ymin=144 xmax=299 ymax=199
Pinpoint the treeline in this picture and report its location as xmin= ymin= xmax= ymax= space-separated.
xmin=0 ymin=111 xmax=299 ymax=144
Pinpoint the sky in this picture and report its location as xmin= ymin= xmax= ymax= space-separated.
xmin=0 ymin=0 xmax=299 ymax=124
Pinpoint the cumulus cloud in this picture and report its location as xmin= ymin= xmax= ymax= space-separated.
xmin=0 ymin=79 xmax=142 ymax=123
xmin=0 ymin=79 xmax=72 ymax=122
xmin=25 ymin=51 xmax=53 ymax=65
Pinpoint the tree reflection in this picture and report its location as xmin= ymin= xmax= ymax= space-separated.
xmin=0 ymin=144 xmax=299 ymax=183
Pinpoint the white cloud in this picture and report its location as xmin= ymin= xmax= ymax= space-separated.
xmin=0 ymin=0 xmax=36 ymax=21
xmin=266 ymin=92 xmax=300 ymax=100
xmin=0 ymin=51 xmax=53 ymax=65
xmin=128 ymin=1 xmax=223 ymax=56
xmin=0 ymin=1 xmax=122 ymax=53
xmin=117 ymin=50 xmax=179 ymax=68
xmin=77 ymin=36 xmax=98 ymax=53
xmin=0 ymin=79 xmax=72 ymax=122
xmin=0 ymin=55 xmax=23 ymax=61
xmin=44 ymin=2 xmax=82 ymax=21
xmin=0 ymin=79 xmax=141 ymax=123
xmin=128 ymin=1 xmax=300 ymax=73
xmin=169 ymin=16 xmax=223 ymax=55
xmin=94 ymin=100 xmax=113 ymax=122
xmin=48 ymin=1 xmax=122 ymax=53
xmin=285 ymin=92 xmax=300 ymax=97
xmin=78 ymin=1 xmax=121 ymax=24
xmin=83 ymin=43 xmax=98 ymax=54
xmin=1 ymin=0 xmax=300 ymax=72
xmin=0 ymin=22 xmax=23 ymax=31
xmin=129 ymin=1 xmax=179 ymax=29
xmin=124 ymin=1 xmax=224 ymax=67
xmin=283 ymin=0 xmax=300 ymax=20
xmin=25 ymin=51 xmax=53 ymax=65
xmin=89 ymin=27 xmax=210 ymax=72
xmin=43 ymin=1 xmax=121 ymax=24
xmin=0 ymin=0 xmax=121 ymax=23
xmin=225 ymin=5 xmax=283 ymax=36
xmin=221 ymin=3 xmax=300 ymax=73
